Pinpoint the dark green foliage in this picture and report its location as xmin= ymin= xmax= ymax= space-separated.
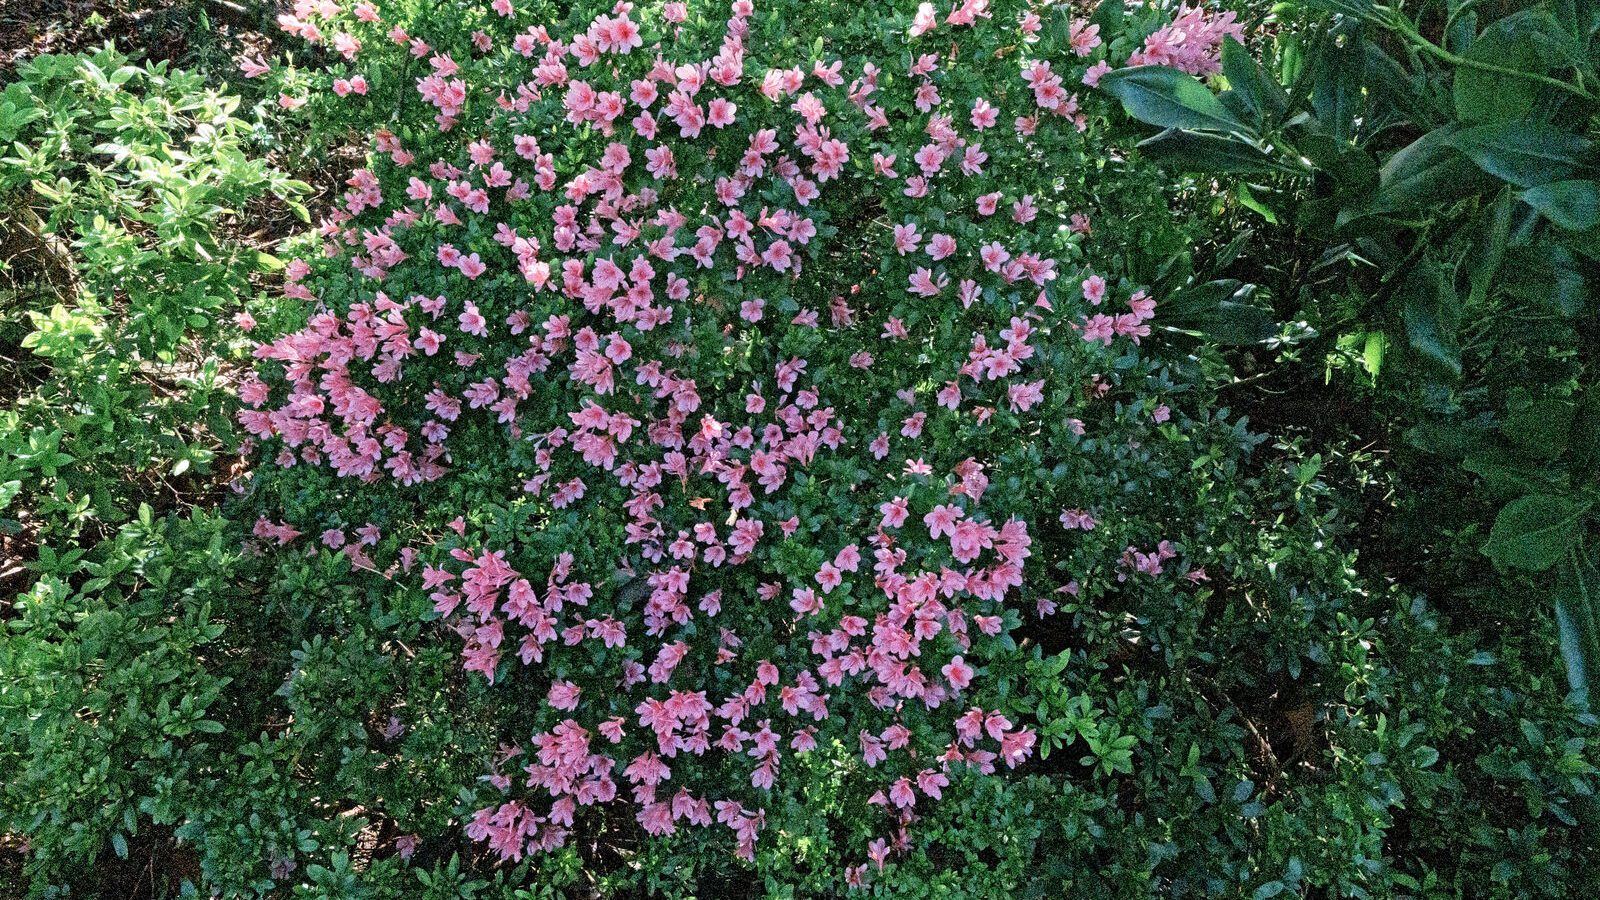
xmin=3 ymin=3 xmax=1600 ymax=897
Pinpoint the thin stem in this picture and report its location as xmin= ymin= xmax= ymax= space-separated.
xmin=1385 ymin=11 xmax=1596 ymax=102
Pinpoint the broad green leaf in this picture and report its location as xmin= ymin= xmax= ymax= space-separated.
xmin=1453 ymin=8 xmax=1563 ymax=123
xmin=1462 ymin=450 xmax=1567 ymax=499
xmin=1160 ymin=279 xmax=1278 ymax=344
xmin=1347 ymin=126 xmax=1491 ymax=221
xmin=0 ymin=480 xmax=20 ymax=510
xmin=1098 ymin=66 xmax=1252 ymax=134
xmin=1310 ymin=24 xmax=1366 ymax=143
xmin=1502 ymin=398 xmax=1574 ymax=461
xmin=1520 ymin=180 xmax=1600 ymax=231
xmin=1399 ymin=262 xmax=1461 ymax=377
xmin=1220 ymin=36 xmax=1287 ymax=126
xmin=1468 ymin=188 xmax=1513 ymax=305
xmin=1134 ymin=128 xmax=1291 ymax=175
xmin=1087 ymin=0 xmax=1125 ymax=34
xmin=1483 ymin=494 xmax=1594 ymax=571
xmin=1502 ymin=241 xmax=1587 ymax=315
xmin=1446 ymin=123 xmax=1590 ymax=188
xmin=1554 ymin=551 xmax=1600 ymax=708
xmin=1363 ymin=42 xmax=1435 ymax=129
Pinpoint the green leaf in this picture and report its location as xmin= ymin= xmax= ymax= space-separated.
xmin=1361 ymin=331 xmax=1386 ymax=378
xmin=1134 ymin=128 xmax=1290 ymax=175
xmin=1502 ymin=241 xmax=1587 ymax=315
xmin=1161 ymin=279 xmax=1278 ymax=344
xmin=1502 ymin=399 xmax=1574 ymax=461
xmin=1554 ymin=551 xmax=1600 ymax=708
xmin=1098 ymin=65 xmax=1252 ymax=134
xmin=1453 ymin=8 xmax=1563 ymax=123
xmin=1483 ymin=494 xmax=1594 ymax=571
xmin=1363 ymin=42 xmax=1434 ymax=129
xmin=1572 ymin=387 xmax=1600 ymax=481
xmin=1398 ymin=262 xmax=1461 ymax=377
xmin=1467 ymin=187 xmax=1513 ymax=305
xmin=1310 ymin=24 xmax=1366 ymax=143
xmin=1462 ymin=450 xmax=1566 ymax=499
xmin=1295 ymin=0 xmax=1377 ymax=16
xmin=1348 ymin=126 xmax=1491 ymax=221
xmin=0 ymin=480 xmax=20 ymax=510
xmin=1087 ymin=0 xmax=1125 ymax=35
xmin=1520 ymin=180 xmax=1600 ymax=231
xmin=1220 ymin=36 xmax=1286 ymax=126
xmin=1446 ymin=123 xmax=1590 ymax=188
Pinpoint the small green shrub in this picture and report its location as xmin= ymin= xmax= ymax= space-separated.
xmin=1 ymin=43 xmax=305 ymax=546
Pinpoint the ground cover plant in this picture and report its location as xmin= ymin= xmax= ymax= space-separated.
xmin=2 ymin=1 xmax=1598 ymax=898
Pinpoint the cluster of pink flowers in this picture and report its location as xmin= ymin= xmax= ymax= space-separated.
xmin=1126 ymin=4 xmax=1245 ymax=76
xmin=241 ymin=0 xmax=1218 ymax=883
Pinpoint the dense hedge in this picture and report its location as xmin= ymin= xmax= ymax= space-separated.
xmin=2 ymin=2 xmax=1597 ymax=898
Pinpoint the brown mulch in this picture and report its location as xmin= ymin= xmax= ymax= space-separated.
xmin=1 ymin=0 xmax=274 ymax=74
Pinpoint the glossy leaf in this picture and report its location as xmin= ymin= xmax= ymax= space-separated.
xmin=1399 ymin=262 xmax=1462 ymax=377
xmin=1135 ymin=128 xmax=1292 ymax=174
xmin=1453 ymin=8 xmax=1562 ymax=123
xmin=1555 ymin=550 xmax=1600 ymax=707
xmin=1446 ymin=123 xmax=1590 ymax=188
xmin=1347 ymin=126 xmax=1491 ymax=221
xmin=1521 ymin=180 xmax=1600 ymax=231
xmin=1098 ymin=65 xmax=1253 ymax=134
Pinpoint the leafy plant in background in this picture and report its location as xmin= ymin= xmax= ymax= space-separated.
xmin=3 ymin=2 xmax=1599 ymax=897
xmin=0 ymin=42 xmax=307 ymax=898
xmin=1097 ymin=0 xmax=1600 ymax=705
xmin=0 ymin=43 xmax=306 ymax=547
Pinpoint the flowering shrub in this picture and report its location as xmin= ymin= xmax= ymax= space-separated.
xmin=237 ymin=0 xmax=1253 ymax=882
xmin=5 ymin=2 xmax=1597 ymax=898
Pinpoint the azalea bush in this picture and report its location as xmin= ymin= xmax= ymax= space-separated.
xmin=224 ymin=0 xmax=1589 ymax=892
xmin=4 ymin=1 xmax=1598 ymax=897
xmin=233 ymin=0 xmax=1268 ymax=879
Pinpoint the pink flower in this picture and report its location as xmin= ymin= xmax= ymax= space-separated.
xmin=970 ymin=98 xmax=998 ymax=130
xmin=924 ymin=503 xmax=964 ymax=539
xmin=815 ymin=563 xmax=844 ymax=593
xmin=888 ymin=777 xmax=917 ymax=808
xmin=458 ymin=301 xmax=489 ymax=336
xmin=907 ymin=267 xmax=946 ymax=298
xmin=1082 ymin=275 xmax=1106 ymax=305
xmin=892 ymin=222 xmax=922 ymax=255
xmin=942 ymin=655 xmax=975 ymax=690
